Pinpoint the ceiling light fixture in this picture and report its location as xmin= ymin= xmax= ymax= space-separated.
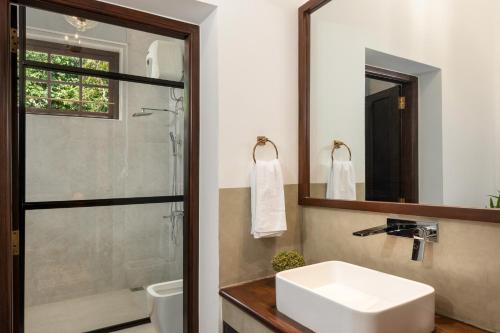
xmin=64 ymin=16 xmax=98 ymax=32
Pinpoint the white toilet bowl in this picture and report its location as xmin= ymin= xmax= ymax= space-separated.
xmin=146 ymin=279 xmax=183 ymax=333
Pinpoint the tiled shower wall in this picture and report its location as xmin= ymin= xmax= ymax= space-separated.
xmin=25 ymin=204 xmax=182 ymax=306
xmin=24 ymin=29 xmax=184 ymax=306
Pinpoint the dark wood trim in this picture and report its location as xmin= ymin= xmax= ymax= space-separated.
xmin=365 ymin=65 xmax=416 ymax=83
xmin=301 ymin=197 xmax=500 ymax=223
xmin=24 ymin=195 xmax=184 ymax=210
xmin=4 ymin=1 xmax=200 ymax=333
xmin=299 ymin=0 xmax=332 ymax=13
xmin=220 ymin=278 xmax=490 ymax=333
xmin=298 ymin=0 xmax=500 ymax=223
xmin=401 ymin=71 xmax=419 ymax=204
xmin=0 ymin=2 xmax=14 ymax=333
xmin=365 ymin=65 xmax=419 ymax=203
xmin=220 ymin=279 xmax=313 ymax=333
xmin=83 ymin=318 xmax=151 ymax=333
xmin=183 ymin=29 xmax=200 ymax=333
xmin=13 ymin=0 xmax=198 ymax=39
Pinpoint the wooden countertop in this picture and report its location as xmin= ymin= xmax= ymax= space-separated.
xmin=219 ymin=278 xmax=489 ymax=333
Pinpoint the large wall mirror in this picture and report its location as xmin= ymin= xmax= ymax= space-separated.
xmin=299 ymin=0 xmax=500 ymax=223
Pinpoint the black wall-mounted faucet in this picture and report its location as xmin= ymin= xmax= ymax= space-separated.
xmin=353 ymin=218 xmax=439 ymax=261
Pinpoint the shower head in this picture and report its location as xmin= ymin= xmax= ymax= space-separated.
xmin=132 ymin=108 xmax=153 ymax=117
xmin=133 ymin=107 xmax=179 ymax=118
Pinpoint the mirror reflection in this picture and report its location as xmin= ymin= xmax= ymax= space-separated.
xmin=309 ymin=0 xmax=500 ymax=209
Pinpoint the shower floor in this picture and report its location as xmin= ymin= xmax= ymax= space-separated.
xmin=25 ymin=288 xmax=154 ymax=333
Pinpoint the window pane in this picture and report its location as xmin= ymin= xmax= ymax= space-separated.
xmin=50 ymin=54 xmax=80 ymax=67
xmin=26 ymin=81 xmax=48 ymax=109
xmin=26 ymin=98 xmax=49 ymax=110
xmin=82 ymin=58 xmax=110 ymax=72
xmin=82 ymin=102 xmax=109 ymax=114
xmin=50 ymin=54 xmax=81 ymax=83
xmin=50 ymin=83 xmax=80 ymax=111
xmin=51 ymin=71 xmax=79 ymax=83
xmin=26 ymin=68 xmax=48 ymax=80
xmin=82 ymin=76 xmax=109 ymax=86
xmin=26 ymin=50 xmax=48 ymax=62
xmin=26 ymin=81 xmax=48 ymax=98
xmin=83 ymin=86 xmax=109 ymax=105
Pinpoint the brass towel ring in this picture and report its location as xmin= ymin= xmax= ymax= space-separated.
xmin=253 ymin=136 xmax=279 ymax=163
xmin=331 ymin=140 xmax=352 ymax=161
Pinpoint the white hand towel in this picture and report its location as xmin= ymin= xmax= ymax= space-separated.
xmin=326 ymin=160 xmax=356 ymax=200
xmin=250 ymin=159 xmax=287 ymax=239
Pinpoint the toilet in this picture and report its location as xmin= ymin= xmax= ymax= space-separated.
xmin=146 ymin=279 xmax=183 ymax=333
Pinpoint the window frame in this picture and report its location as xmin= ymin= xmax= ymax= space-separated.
xmin=25 ymin=39 xmax=120 ymax=119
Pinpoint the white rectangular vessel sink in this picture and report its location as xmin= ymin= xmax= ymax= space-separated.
xmin=276 ymin=261 xmax=435 ymax=333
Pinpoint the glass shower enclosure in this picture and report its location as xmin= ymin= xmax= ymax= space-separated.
xmin=11 ymin=3 xmax=193 ymax=332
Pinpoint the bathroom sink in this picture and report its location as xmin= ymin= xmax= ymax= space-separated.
xmin=276 ymin=261 xmax=435 ymax=333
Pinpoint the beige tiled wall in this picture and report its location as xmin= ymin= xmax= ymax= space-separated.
xmin=302 ymin=207 xmax=500 ymax=332
xmin=218 ymin=184 xmax=500 ymax=331
xmin=219 ymin=185 xmax=302 ymax=287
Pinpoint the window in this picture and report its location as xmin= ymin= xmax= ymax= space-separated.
xmin=25 ymin=40 xmax=119 ymax=119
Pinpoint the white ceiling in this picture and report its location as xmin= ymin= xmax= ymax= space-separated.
xmin=99 ymin=0 xmax=216 ymax=24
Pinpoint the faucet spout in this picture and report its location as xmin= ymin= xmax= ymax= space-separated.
xmin=352 ymin=225 xmax=396 ymax=237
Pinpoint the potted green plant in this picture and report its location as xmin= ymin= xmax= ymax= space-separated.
xmin=272 ymin=250 xmax=306 ymax=273
xmin=488 ymin=191 xmax=500 ymax=208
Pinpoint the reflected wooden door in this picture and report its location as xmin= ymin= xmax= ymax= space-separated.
xmin=365 ymin=86 xmax=402 ymax=202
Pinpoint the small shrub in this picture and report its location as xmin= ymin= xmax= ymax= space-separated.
xmin=489 ymin=191 xmax=500 ymax=208
xmin=272 ymin=250 xmax=305 ymax=273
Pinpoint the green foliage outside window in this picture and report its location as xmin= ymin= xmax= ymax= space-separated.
xmin=24 ymin=46 xmax=116 ymax=117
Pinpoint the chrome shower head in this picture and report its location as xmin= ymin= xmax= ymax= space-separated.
xmin=132 ymin=109 xmax=153 ymax=117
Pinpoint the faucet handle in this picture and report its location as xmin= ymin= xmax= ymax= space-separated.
xmin=412 ymin=236 xmax=426 ymax=261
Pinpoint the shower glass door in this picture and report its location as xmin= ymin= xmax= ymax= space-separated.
xmin=13 ymin=4 xmax=189 ymax=332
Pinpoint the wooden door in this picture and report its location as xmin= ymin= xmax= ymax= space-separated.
xmin=365 ymin=86 xmax=402 ymax=202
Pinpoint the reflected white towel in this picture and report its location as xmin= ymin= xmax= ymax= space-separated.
xmin=250 ymin=159 xmax=287 ymax=239
xmin=326 ymin=161 xmax=356 ymax=200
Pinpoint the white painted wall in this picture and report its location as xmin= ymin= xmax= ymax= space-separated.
xmin=201 ymin=0 xmax=306 ymax=189
xmin=495 ymin=1 xmax=500 ymax=195
xmin=198 ymin=8 xmax=220 ymax=333
xmin=310 ymin=0 xmax=498 ymax=208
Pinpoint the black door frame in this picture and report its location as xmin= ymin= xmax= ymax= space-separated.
xmin=365 ymin=65 xmax=419 ymax=203
xmin=1 ymin=1 xmax=200 ymax=332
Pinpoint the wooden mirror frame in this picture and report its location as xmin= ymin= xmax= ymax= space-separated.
xmin=298 ymin=0 xmax=500 ymax=223
xmin=0 ymin=0 xmax=199 ymax=332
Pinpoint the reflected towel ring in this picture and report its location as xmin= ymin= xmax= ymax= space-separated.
xmin=331 ymin=140 xmax=352 ymax=162
xmin=253 ymin=136 xmax=279 ymax=163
